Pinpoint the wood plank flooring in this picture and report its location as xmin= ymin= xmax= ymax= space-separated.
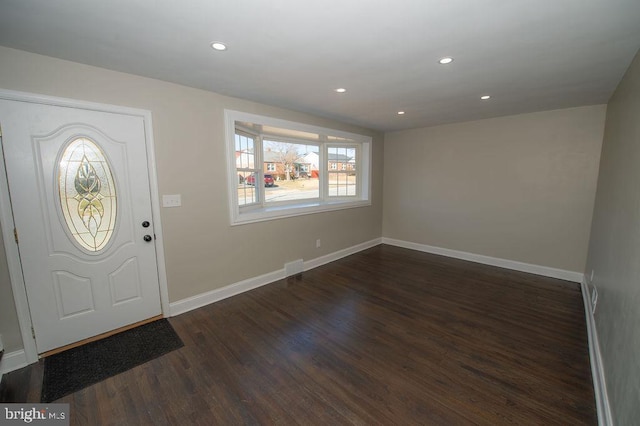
xmin=1 ymin=244 xmax=596 ymax=425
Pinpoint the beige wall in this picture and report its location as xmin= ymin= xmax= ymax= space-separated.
xmin=585 ymin=50 xmax=640 ymax=424
xmin=383 ymin=105 xmax=606 ymax=272
xmin=0 ymin=47 xmax=383 ymax=351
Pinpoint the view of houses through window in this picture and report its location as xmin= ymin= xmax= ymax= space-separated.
xmin=227 ymin=110 xmax=371 ymax=224
xmin=234 ymin=128 xmax=359 ymax=206
xmin=328 ymin=146 xmax=357 ymax=196
xmin=263 ymin=140 xmax=320 ymax=203
xmin=235 ymin=132 xmax=257 ymax=206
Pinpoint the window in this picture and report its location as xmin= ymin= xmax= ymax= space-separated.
xmin=234 ymin=132 xmax=257 ymax=206
xmin=328 ymin=146 xmax=357 ymax=197
xmin=226 ymin=110 xmax=371 ymax=225
xmin=264 ymin=140 xmax=319 ymax=203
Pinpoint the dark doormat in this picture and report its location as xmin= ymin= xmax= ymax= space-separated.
xmin=41 ymin=318 xmax=183 ymax=403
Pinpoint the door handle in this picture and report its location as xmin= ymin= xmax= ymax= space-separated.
xmin=142 ymin=221 xmax=150 ymax=228
xmin=143 ymin=235 xmax=153 ymax=242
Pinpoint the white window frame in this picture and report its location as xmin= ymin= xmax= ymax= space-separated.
xmin=225 ymin=110 xmax=372 ymax=225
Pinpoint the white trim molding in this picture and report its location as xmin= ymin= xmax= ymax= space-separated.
xmin=170 ymin=238 xmax=382 ymax=316
xmin=304 ymin=238 xmax=381 ymax=271
xmin=581 ymin=279 xmax=613 ymax=426
xmin=169 ymin=268 xmax=286 ymax=317
xmin=382 ymin=238 xmax=584 ymax=282
xmin=0 ymin=349 xmax=28 ymax=381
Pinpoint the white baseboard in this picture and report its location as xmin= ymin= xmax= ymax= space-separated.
xmin=382 ymin=238 xmax=584 ymax=283
xmin=304 ymin=238 xmax=382 ymax=271
xmin=0 ymin=349 xmax=28 ymax=379
xmin=169 ymin=268 xmax=285 ymax=316
xmin=169 ymin=238 xmax=382 ymax=317
xmin=581 ymin=279 xmax=613 ymax=426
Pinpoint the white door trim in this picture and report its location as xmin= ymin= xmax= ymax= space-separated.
xmin=0 ymin=88 xmax=170 ymax=365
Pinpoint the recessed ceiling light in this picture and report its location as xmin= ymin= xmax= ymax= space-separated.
xmin=438 ymin=57 xmax=454 ymax=65
xmin=397 ymin=111 xmax=405 ymax=115
xmin=335 ymin=88 xmax=346 ymax=93
xmin=480 ymin=95 xmax=491 ymax=100
xmin=211 ymin=42 xmax=227 ymax=51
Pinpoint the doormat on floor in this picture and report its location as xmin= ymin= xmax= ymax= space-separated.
xmin=41 ymin=318 xmax=183 ymax=403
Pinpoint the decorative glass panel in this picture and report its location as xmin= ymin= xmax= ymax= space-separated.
xmin=58 ymin=138 xmax=117 ymax=252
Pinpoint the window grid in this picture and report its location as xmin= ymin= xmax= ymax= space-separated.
xmin=327 ymin=146 xmax=357 ymax=198
xmin=235 ymin=133 xmax=259 ymax=206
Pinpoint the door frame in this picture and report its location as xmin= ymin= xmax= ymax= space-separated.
xmin=0 ymin=88 xmax=170 ymax=365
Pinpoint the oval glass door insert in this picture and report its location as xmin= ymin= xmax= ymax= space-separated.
xmin=58 ymin=137 xmax=117 ymax=252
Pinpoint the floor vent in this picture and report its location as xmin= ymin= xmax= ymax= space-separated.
xmin=284 ymin=259 xmax=304 ymax=277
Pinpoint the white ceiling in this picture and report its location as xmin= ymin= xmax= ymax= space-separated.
xmin=1 ymin=0 xmax=639 ymax=132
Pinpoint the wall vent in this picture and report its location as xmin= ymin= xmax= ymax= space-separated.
xmin=284 ymin=259 xmax=304 ymax=277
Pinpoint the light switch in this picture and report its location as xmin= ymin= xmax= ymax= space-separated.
xmin=162 ymin=194 xmax=182 ymax=207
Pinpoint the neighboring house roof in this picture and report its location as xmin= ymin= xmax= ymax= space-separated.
xmin=263 ymin=150 xmax=282 ymax=162
xmin=328 ymin=153 xmax=352 ymax=162
xmin=299 ymin=151 xmax=352 ymax=169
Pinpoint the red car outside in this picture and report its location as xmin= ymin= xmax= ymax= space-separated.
xmin=246 ymin=173 xmax=274 ymax=187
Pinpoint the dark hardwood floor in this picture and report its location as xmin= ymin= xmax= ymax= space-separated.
xmin=1 ymin=244 xmax=596 ymax=425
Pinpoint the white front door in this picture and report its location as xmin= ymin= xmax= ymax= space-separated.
xmin=0 ymin=99 xmax=162 ymax=354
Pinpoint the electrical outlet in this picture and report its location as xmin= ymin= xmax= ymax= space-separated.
xmin=162 ymin=194 xmax=182 ymax=207
xmin=316 ymin=239 xmax=321 ymax=248
xmin=591 ymin=284 xmax=598 ymax=314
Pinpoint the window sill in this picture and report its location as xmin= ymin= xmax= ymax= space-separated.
xmin=232 ymin=199 xmax=371 ymax=225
